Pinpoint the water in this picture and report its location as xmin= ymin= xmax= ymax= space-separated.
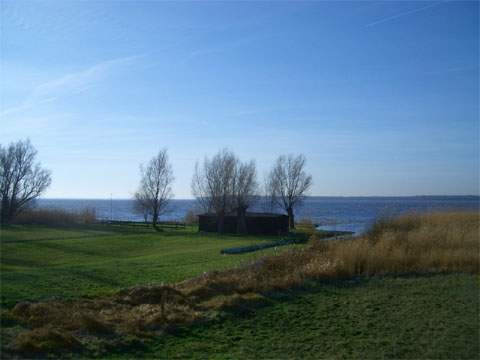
xmin=36 ymin=196 xmax=479 ymax=234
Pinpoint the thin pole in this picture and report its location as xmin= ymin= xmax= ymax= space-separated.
xmin=110 ymin=193 xmax=113 ymax=221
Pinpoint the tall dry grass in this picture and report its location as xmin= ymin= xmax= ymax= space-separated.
xmin=184 ymin=209 xmax=199 ymax=225
xmin=181 ymin=212 xmax=479 ymax=298
xmin=11 ymin=208 xmax=97 ymax=226
xmin=310 ymin=211 xmax=479 ymax=277
xmin=4 ymin=211 xmax=479 ymax=356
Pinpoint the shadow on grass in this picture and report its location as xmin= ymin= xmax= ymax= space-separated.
xmin=20 ymin=240 xmax=114 ymax=258
xmin=1 ymin=224 xmax=157 ymax=244
xmin=0 ymin=257 xmax=44 ymax=268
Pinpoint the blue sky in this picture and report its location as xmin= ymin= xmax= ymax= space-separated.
xmin=1 ymin=0 xmax=478 ymax=198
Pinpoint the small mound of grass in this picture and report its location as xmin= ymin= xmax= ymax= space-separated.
xmin=75 ymin=313 xmax=114 ymax=335
xmin=200 ymin=292 xmax=270 ymax=314
xmin=14 ymin=327 xmax=82 ymax=354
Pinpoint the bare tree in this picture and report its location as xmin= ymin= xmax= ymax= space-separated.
xmin=191 ymin=149 xmax=237 ymax=233
xmin=134 ymin=149 xmax=174 ymax=228
xmin=192 ymin=149 xmax=258 ymax=234
xmin=133 ymin=195 xmax=152 ymax=223
xmin=232 ymin=160 xmax=258 ymax=234
xmin=266 ymin=154 xmax=312 ymax=229
xmin=0 ymin=139 xmax=52 ymax=224
xmin=191 ymin=163 xmax=213 ymax=214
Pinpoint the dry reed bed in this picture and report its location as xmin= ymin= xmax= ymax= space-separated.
xmin=4 ymin=211 xmax=479 ymax=356
xmin=12 ymin=208 xmax=96 ymax=226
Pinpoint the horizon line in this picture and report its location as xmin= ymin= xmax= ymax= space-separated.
xmin=40 ymin=194 xmax=480 ymax=201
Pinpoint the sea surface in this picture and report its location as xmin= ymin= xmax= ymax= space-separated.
xmin=36 ymin=196 xmax=479 ymax=234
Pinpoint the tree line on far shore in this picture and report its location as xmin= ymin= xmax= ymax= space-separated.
xmin=0 ymin=139 xmax=312 ymax=232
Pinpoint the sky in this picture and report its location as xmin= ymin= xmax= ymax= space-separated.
xmin=1 ymin=0 xmax=479 ymax=198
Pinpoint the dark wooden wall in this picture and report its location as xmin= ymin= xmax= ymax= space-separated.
xmin=198 ymin=214 xmax=289 ymax=235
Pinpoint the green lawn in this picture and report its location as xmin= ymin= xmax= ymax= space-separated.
xmin=109 ymin=274 xmax=479 ymax=360
xmin=0 ymin=224 xmax=298 ymax=307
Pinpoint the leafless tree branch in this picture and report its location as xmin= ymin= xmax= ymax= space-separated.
xmin=0 ymin=139 xmax=51 ymax=223
xmin=134 ymin=149 xmax=174 ymax=227
xmin=266 ymin=154 xmax=312 ymax=229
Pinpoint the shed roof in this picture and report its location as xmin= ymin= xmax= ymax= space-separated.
xmin=199 ymin=212 xmax=287 ymax=218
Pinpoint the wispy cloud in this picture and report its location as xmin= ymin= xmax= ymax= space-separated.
xmin=1 ymin=55 xmax=143 ymax=117
xmin=423 ymin=64 xmax=480 ymax=75
xmin=366 ymin=1 xmax=447 ymax=27
xmin=183 ymin=34 xmax=272 ymax=64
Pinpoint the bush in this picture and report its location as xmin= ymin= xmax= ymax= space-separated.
xmin=296 ymin=217 xmax=316 ymax=234
xmin=78 ymin=208 xmax=96 ymax=224
xmin=12 ymin=207 xmax=97 ymax=226
xmin=184 ymin=209 xmax=198 ymax=225
xmin=297 ymin=218 xmax=314 ymax=226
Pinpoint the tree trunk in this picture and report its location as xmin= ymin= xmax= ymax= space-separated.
xmin=287 ymin=207 xmax=295 ymax=230
xmin=0 ymin=203 xmax=6 ymax=225
xmin=236 ymin=207 xmax=247 ymax=234
xmin=217 ymin=211 xmax=225 ymax=234
xmin=152 ymin=209 xmax=159 ymax=229
xmin=1 ymin=199 xmax=12 ymax=225
xmin=0 ymin=209 xmax=7 ymax=225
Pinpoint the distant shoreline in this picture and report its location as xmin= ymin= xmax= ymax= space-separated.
xmin=35 ymin=197 xmax=480 ymax=233
xmin=40 ymin=195 xmax=480 ymax=201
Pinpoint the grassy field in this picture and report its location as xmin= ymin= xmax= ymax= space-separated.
xmin=0 ymin=224 xmax=300 ymax=307
xmin=113 ymin=274 xmax=479 ymax=360
xmin=1 ymin=214 xmax=478 ymax=359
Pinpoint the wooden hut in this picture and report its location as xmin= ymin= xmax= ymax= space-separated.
xmin=198 ymin=212 xmax=289 ymax=235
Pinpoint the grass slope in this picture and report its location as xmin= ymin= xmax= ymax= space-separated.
xmin=124 ymin=274 xmax=479 ymax=360
xmin=0 ymin=224 xmax=300 ymax=307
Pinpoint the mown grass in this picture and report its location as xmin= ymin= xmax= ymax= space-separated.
xmin=0 ymin=224 xmax=301 ymax=307
xmin=130 ymin=274 xmax=479 ymax=360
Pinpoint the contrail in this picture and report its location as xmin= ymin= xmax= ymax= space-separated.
xmin=366 ymin=1 xmax=447 ymax=27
